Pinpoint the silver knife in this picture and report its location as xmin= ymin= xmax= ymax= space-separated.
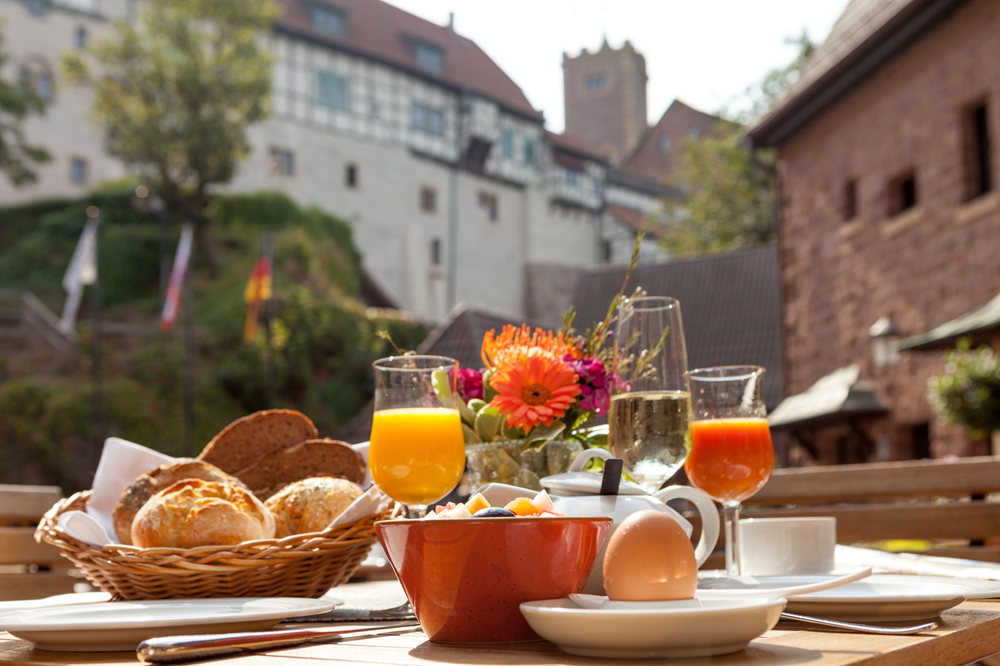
xmin=137 ymin=622 xmax=420 ymax=664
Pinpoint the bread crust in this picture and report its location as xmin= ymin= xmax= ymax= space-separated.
xmin=265 ymin=477 xmax=364 ymax=537
xmin=131 ymin=479 xmax=275 ymax=549
xmin=112 ymin=458 xmax=245 ymax=545
xmin=198 ymin=410 xmax=318 ymax=475
xmin=235 ymin=439 xmax=366 ymax=501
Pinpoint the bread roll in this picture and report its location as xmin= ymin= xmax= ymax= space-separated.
xmin=198 ymin=410 xmax=318 ymax=475
xmin=236 ymin=439 xmax=366 ymax=501
xmin=264 ymin=477 xmax=364 ymax=538
xmin=131 ymin=479 xmax=276 ymax=549
xmin=113 ymin=458 xmax=246 ymax=545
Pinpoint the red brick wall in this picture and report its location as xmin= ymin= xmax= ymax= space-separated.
xmin=627 ymin=101 xmax=720 ymax=183
xmin=776 ymin=0 xmax=1000 ymax=459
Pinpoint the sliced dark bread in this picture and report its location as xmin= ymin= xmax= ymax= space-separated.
xmin=198 ymin=410 xmax=318 ymax=475
xmin=234 ymin=439 xmax=366 ymax=500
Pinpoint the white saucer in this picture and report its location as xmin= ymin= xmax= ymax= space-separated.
xmin=519 ymin=597 xmax=785 ymax=659
xmin=699 ymin=573 xmax=977 ymax=621
xmin=0 ymin=597 xmax=335 ymax=651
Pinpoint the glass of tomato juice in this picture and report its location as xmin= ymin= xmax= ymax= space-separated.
xmin=684 ymin=366 xmax=773 ymax=576
xmin=369 ymin=356 xmax=466 ymax=518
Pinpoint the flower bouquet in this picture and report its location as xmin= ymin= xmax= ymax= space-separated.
xmin=457 ymin=246 xmax=645 ymax=491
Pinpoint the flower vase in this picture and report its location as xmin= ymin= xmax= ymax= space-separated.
xmin=465 ymin=439 xmax=583 ymax=493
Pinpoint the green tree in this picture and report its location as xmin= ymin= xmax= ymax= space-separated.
xmin=0 ymin=25 xmax=50 ymax=185
xmin=659 ymin=32 xmax=815 ymax=257
xmin=62 ymin=0 xmax=277 ymax=227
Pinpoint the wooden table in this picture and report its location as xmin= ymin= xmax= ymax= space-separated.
xmin=3 ymin=600 xmax=1000 ymax=666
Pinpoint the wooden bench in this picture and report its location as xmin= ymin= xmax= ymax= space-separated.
xmin=0 ymin=485 xmax=79 ymax=601
xmin=736 ymin=455 xmax=1000 ymax=562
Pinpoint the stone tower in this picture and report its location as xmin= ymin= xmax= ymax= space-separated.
xmin=563 ymin=39 xmax=648 ymax=165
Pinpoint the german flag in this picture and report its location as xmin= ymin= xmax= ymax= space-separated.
xmin=243 ymin=256 xmax=273 ymax=343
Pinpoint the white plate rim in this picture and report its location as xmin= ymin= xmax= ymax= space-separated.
xmin=700 ymin=573 xmax=989 ymax=603
xmin=0 ymin=597 xmax=334 ymax=633
xmin=521 ymin=596 xmax=785 ymax=615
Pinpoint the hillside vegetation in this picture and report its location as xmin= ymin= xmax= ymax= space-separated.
xmin=0 ymin=185 xmax=425 ymax=491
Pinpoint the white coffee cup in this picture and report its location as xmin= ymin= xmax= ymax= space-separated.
xmin=738 ymin=517 xmax=836 ymax=576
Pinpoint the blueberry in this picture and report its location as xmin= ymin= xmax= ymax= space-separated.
xmin=473 ymin=507 xmax=516 ymax=518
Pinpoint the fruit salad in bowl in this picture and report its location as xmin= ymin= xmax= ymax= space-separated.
xmin=374 ymin=492 xmax=611 ymax=644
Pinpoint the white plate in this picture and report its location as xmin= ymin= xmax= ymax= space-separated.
xmin=0 ymin=597 xmax=335 ymax=651
xmin=520 ymin=597 xmax=785 ymax=659
xmin=699 ymin=573 xmax=976 ymax=621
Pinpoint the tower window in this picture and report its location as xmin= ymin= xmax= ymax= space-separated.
xmin=963 ymin=102 xmax=992 ymax=200
xmin=843 ymin=179 xmax=857 ymax=221
xmin=585 ymin=73 xmax=606 ymax=90
xmin=889 ymin=171 xmax=917 ymax=216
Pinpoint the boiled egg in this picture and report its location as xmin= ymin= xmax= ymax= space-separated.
xmin=602 ymin=509 xmax=698 ymax=601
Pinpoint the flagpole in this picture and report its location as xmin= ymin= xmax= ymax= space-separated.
xmin=182 ymin=231 xmax=195 ymax=457
xmin=87 ymin=205 xmax=103 ymax=475
xmin=263 ymin=231 xmax=275 ymax=409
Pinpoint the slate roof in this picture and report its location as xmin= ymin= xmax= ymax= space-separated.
xmin=768 ymin=365 xmax=888 ymax=430
xmin=277 ymin=0 xmax=543 ymax=121
xmin=568 ymin=244 xmax=785 ymax=409
xmin=898 ymin=290 xmax=1000 ymax=350
xmin=748 ymin=0 xmax=968 ymax=147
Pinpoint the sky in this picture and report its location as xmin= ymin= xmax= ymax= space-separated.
xmin=389 ymin=0 xmax=851 ymax=132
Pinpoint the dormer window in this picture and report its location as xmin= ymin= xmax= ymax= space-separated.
xmin=311 ymin=4 xmax=345 ymax=37
xmin=414 ymin=42 xmax=444 ymax=74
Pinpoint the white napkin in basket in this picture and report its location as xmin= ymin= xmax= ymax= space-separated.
xmin=58 ymin=437 xmax=381 ymax=547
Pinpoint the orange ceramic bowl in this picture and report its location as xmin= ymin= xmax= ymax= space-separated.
xmin=375 ymin=516 xmax=613 ymax=644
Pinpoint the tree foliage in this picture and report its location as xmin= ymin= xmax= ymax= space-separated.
xmin=62 ymin=0 xmax=278 ymax=223
xmin=0 ymin=24 xmax=50 ymax=186
xmin=928 ymin=339 xmax=1000 ymax=438
xmin=658 ymin=32 xmax=815 ymax=257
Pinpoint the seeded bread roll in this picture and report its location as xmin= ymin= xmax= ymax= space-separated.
xmin=131 ymin=479 xmax=275 ymax=549
xmin=264 ymin=477 xmax=364 ymax=537
xmin=235 ymin=439 xmax=366 ymax=501
xmin=198 ymin=410 xmax=318 ymax=475
xmin=112 ymin=458 xmax=246 ymax=545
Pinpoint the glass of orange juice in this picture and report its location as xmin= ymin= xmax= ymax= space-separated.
xmin=684 ymin=366 xmax=773 ymax=576
xmin=369 ymin=356 xmax=466 ymax=518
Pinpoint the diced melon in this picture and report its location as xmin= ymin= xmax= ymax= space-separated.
xmin=443 ymin=503 xmax=472 ymax=519
xmin=465 ymin=493 xmax=490 ymax=515
xmin=504 ymin=497 xmax=542 ymax=516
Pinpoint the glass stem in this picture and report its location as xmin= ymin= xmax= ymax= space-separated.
xmin=406 ymin=505 xmax=428 ymax=520
xmin=723 ymin=501 xmax=741 ymax=577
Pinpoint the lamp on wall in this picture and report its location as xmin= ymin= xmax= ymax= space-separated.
xmin=869 ymin=316 xmax=900 ymax=367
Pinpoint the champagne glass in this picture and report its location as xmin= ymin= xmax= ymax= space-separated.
xmin=684 ymin=366 xmax=774 ymax=576
xmin=369 ymin=356 xmax=466 ymax=519
xmin=610 ymin=296 xmax=692 ymax=493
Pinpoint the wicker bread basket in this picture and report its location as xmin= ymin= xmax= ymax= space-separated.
xmin=35 ymin=490 xmax=400 ymax=600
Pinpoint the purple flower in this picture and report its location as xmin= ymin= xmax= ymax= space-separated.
xmin=562 ymin=354 xmax=614 ymax=414
xmin=456 ymin=368 xmax=484 ymax=402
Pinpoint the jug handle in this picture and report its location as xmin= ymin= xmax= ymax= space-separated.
xmin=652 ymin=486 xmax=720 ymax=568
xmin=568 ymin=448 xmax=614 ymax=472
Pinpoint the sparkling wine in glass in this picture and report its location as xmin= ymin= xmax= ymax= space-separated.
xmin=369 ymin=356 xmax=466 ymax=519
xmin=610 ymin=296 xmax=692 ymax=493
xmin=684 ymin=365 xmax=774 ymax=576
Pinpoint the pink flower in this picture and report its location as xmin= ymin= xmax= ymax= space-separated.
xmin=456 ymin=368 xmax=484 ymax=402
xmin=562 ymin=354 xmax=615 ymax=414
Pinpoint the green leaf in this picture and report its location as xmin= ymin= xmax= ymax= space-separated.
xmin=457 ymin=398 xmax=478 ymax=427
xmin=526 ymin=422 xmax=565 ymax=447
xmin=475 ymin=406 xmax=502 ymax=442
xmin=462 ymin=423 xmax=482 ymax=444
xmin=468 ymin=398 xmax=487 ymax=413
xmin=482 ymin=369 xmax=498 ymax=402
xmin=501 ymin=419 xmax=526 ymax=441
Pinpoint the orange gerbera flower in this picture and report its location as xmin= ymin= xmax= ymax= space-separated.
xmin=481 ymin=324 xmax=582 ymax=370
xmin=489 ymin=355 xmax=582 ymax=431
